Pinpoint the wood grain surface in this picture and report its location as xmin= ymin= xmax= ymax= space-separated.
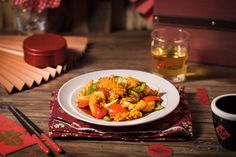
xmin=0 ymin=31 xmax=236 ymax=157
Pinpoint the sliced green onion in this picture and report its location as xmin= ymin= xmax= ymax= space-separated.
xmin=105 ymin=99 xmax=118 ymax=108
xmin=115 ymin=76 xmax=124 ymax=84
xmin=128 ymin=90 xmax=139 ymax=97
xmin=133 ymin=82 xmax=146 ymax=92
xmin=86 ymin=83 xmax=99 ymax=95
xmin=126 ymin=97 xmax=134 ymax=102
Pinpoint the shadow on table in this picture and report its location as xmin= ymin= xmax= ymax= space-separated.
xmin=186 ymin=92 xmax=202 ymax=140
xmin=187 ymin=63 xmax=236 ymax=83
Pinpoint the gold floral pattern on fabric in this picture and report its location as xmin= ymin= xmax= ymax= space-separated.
xmin=0 ymin=130 xmax=24 ymax=146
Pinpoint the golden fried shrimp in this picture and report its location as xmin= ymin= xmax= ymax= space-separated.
xmin=130 ymin=100 xmax=147 ymax=111
xmin=143 ymin=85 xmax=158 ymax=96
xmin=142 ymin=101 xmax=155 ymax=112
xmin=97 ymin=76 xmax=116 ymax=90
xmin=112 ymin=110 xmax=142 ymax=121
xmin=109 ymin=85 xmax=125 ymax=101
xmin=75 ymin=95 xmax=89 ymax=105
xmin=109 ymin=92 xmax=119 ymax=102
xmin=126 ymin=76 xmax=139 ymax=89
xmin=98 ymin=76 xmax=125 ymax=100
xmin=88 ymin=91 xmax=106 ymax=106
xmin=88 ymin=91 xmax=107 ymax=119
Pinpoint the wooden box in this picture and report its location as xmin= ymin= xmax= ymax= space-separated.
xmin=153 ymin=0 xmax=236 ymax=67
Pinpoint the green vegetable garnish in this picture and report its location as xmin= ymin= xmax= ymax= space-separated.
xmin=126 ymin=97 xmax=134 ymax=102
xmin=103 ymin=116 xmax=111 ymax=121
xmin=104 ymin=99 xmax=118 ymax=108
xmin=115 ymin=76 xmax=124 ymax=84
xmin=125 ymin=96 xmax=140 ymax=103
xmin=86 ymin=83 xmax=99 ymax=95
xmin=128 ymin=90 xmax=139 ymax=97
xmin=133 ymin=82 xmax=146 ymax=92
xmin=155 ymin=102 xmax=165 ymax=111
xmin=115 ymin=76 xmax=127 ymax=85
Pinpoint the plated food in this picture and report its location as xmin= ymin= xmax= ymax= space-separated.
xmin=75 ymin=75 xmax=164 ymax=121
xmin=58 ymin=69 xmax=179 ymax=126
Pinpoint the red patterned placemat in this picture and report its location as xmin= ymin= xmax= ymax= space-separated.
xmin=48 ymin=87 xmax=193 ymax=141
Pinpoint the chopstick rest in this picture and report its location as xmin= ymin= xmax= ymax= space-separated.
xmin=8 ymin=106 xmax=62 ymax=154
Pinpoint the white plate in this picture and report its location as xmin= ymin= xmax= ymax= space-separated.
xmin=58 ymin=69 xmax=180 ymax=127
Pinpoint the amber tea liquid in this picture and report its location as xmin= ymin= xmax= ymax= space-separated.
xmin=151 ymin=28 xmax=190 ymax=83
xmin=151 ymin=48 xmax=188 ymax=82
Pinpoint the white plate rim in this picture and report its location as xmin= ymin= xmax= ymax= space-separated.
xmin=58 ymin=69 xmax=180 ymax=127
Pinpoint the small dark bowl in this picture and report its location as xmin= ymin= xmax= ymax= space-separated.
xmin=23 ymin=33 xmax=67 ymax=68
xmin=211 ymin=94 xmax=236 ymax=151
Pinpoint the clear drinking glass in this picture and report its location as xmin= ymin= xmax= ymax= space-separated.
xmin=151 ymin=28 xmax=190 ymax=83
xmin=15 ymin=8 xmax=47 ymax=35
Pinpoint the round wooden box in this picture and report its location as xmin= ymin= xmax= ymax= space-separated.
xmin=23 ymin=33 xmax=67 ymax=68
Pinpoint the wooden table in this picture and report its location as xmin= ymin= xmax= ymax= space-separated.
xmin=1 ymin=31 xmax=236 ymax=157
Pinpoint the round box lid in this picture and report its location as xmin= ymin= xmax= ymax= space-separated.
xmin=23 ymin=33 xmax=67 ymax=56
xmin=23 ymin=33 xmax=67 ymax=67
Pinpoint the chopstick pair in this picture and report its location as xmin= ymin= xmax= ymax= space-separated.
xmin=8 ymin=105 xmax=62 ymax=155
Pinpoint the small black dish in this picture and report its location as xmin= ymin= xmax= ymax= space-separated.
xmin=211 ymin=94 xmax=236 ymax=151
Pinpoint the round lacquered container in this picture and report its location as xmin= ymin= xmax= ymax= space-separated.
xmin=23 ymin=33 xmax=67 ymax=67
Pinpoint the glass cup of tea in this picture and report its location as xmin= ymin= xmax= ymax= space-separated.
xmin=211 ymin=94 xmax=236 ymax=150
xmin=151 ymin=28 xmax=190 ymax=83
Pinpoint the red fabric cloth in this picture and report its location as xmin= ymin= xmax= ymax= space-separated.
xmin=0 ymin=114 xmax=36 ymax=155
xmin=130 ymin=0 xmax=154 ymax=23
xmin=12 ymin=0 xmax=61 ymax=13
xmin=48 ymin=87 xmax=193 ymax=141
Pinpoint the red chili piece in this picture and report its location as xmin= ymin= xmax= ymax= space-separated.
xmin=92 ymin=104 xmax=107 ymax=119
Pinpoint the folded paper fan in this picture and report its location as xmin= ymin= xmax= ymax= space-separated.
xmin=0 ymin=35 xmax=88 ymax=93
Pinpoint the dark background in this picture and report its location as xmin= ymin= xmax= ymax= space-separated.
xmin=0 ymin=0 xmax=152 ymax=34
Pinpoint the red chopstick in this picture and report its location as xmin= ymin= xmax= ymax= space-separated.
xmin=8 ymin=106 xmax=50 ymax=154
xmin=8 ymin=105 xmax=63 ymax=154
